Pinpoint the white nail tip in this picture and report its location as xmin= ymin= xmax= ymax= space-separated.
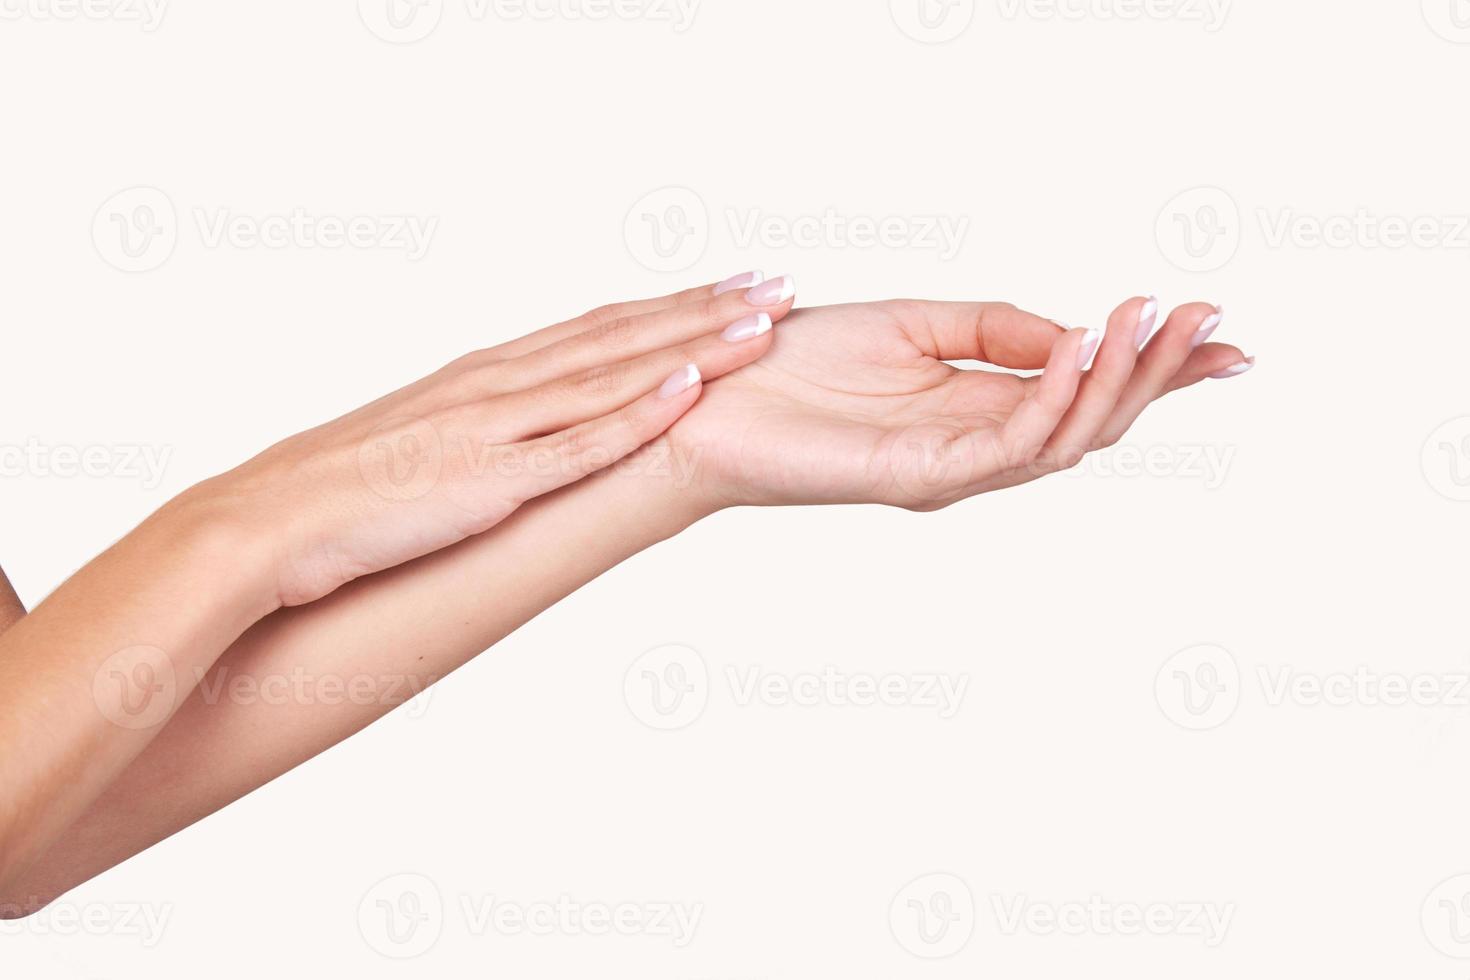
xmin=713 ymin=271 xmax=764 ymax=296
xmin=658 ymin=363 xmax=701 ymax=398
xmin=721 ymin=312 xmax=773 ymax=342
xmin=1209 ymin=357 xmax=1255 ymax=380
xmin=1078 ymin=328 xmax=1103 ymax=369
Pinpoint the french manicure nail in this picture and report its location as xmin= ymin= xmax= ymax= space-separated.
xmin=1208 ymin=356 xmax=1255 ymax=380
xmin=1050 ymin=319 xmax=1073 ymax=330
xmin=1192 ymin=306 xmax=1224 ymax=348
xmin=714 ymin=270 xmax=764 ymax=296
xmin=1135 ymin=296 xmax=1159 ymax=347
xmin=1077 ymin=328 xmax=1103 ymax=370
xmin=746 ymin=274 xmax=796 ymax=306
xmin=658 ymin=363 xmax=701 ymax=398
xmin=722 ymin=311 xmax=772 ymax=343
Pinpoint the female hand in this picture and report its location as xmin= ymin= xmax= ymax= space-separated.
xmin=0 ymin=271 xmax=797 ymax=892
xmin=178 ymin=272 xmax=798 ymax=607
xmin=658 ymin=296 xmax=1250 ymax=511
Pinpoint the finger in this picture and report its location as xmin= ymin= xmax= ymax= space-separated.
xmin=487 ymin=311 xmax=777 ymax=440
xmin=1096 ymin=302 xmax=1222 ymax=447
xmin=495 ymin=364 xmax=705 ymax=503
xmin=1162 ymin=344 xmax=1255 ymax=395
xmin=491 ymin=275 xmax=796 ymax=392
xmin=887 ymin=300 xmax=1066 ymax=369
xmin=1038 ymin=296 xmax=1156 ymax=468
xmin=481 ymin=271 xmax=766 ymax=362
xmin=958 ymin=327 xmax=1096 ymax=482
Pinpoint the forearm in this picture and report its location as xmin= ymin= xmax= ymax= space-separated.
xmin=0 ymin=565 xmax=23 ymax=632
xmin=6 ymin=456 xmax=711 ymax=910
xmin=0 ymin=496 xmax=277 ymax=893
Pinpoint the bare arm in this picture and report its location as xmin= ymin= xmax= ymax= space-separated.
xmin=5 ymin=462 xmax=701 ymax=912
xmin=0 ymin=278 xmax=790 ymax=904
xmin=0 ymin=565 xmax=23 ymax=632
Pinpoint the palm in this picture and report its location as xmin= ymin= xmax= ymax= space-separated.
xmin=669 ymin=302 xmax=1031 ymax=509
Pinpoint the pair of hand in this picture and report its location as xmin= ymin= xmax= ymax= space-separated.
xmin=175 ymin=272 xmax=1249 ymax=610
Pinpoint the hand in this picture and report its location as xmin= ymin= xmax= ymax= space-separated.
xmin=664 ymin=296 xmax=1251 ymax=510
xmin=172 ymin=273 xmax=798 ymax=606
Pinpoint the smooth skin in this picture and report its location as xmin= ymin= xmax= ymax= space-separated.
xmin=0 ymin=281 xmax=1249 ymax=914
xmin=0 ymin=279 xmax=795 ymax=900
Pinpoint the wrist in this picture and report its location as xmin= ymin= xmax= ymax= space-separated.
xmin=144 ymin=479 xmax=286 ymax=624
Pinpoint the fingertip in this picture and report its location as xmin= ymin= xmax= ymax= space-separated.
xmin=1162 ymin=344 xmax=1252 ymax=394
xmin=712 ymin=270 xmax=765 ymax=297
xmin=657 ymin=363 xmax=702 ymax=402
xmin=1110 ymin=295 xmax=1159 ymax=348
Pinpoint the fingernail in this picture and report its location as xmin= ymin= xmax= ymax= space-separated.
xmin=722 ymin=311 xmax=772 ymax=343
xmin=1192 ymin=306 xmax=1224 ymax=348
xmin=1135 ymin=296 xmax=1159 ymax=347
xmin=714 ymin=270 xmax=764 ymax=296
xmin=1050 ymin=319 xmax=1073 ymax=329
xmin=659 ymin=363 xmax=701 ymax=399
xmin=1208 ymin=356 xmax=1255 ymax=380
xmin=1077 ymin=328 xmax=1103 ymax=370
xmin=746 ymin=274 xmax=796 ymax=306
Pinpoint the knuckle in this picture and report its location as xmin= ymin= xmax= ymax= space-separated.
xmin=618 ymin=400 xmax=651 ymax=435
xmin=582 ymin=302 xmax=621 ymax=326
xmin=694 ymin=295 xmax=724 ymax=322
xmin=590 ymin=314 xmax=637 ymax=350
xmin=569 ymin=363 xmax=627 ymax=397
xmin=554 ymin=427 xmax=589 ymax=460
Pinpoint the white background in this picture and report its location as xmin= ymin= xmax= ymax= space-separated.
xmin=3 ymin=0 xmax=1469 ymax=975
